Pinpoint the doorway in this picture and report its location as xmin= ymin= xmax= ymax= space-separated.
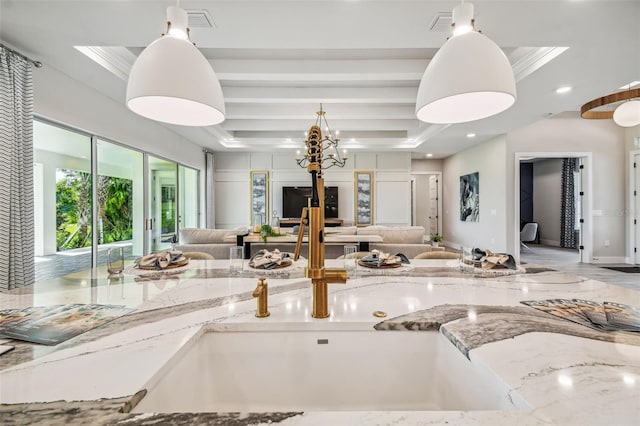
xmin=631 ymin=150 xmax=640 ymax=264
xmin=410 ymin=172 xmax=442 ymax=236
xmin=514 ymin=152 xmax=592 ymax=264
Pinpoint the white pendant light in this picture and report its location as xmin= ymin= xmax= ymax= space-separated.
xmin=126 ymin=6 xmax=225 ymax=126
xmin=416 ymin=2 xmax=516 ymax=124
xmin=613 ymin=100 xmax=640 ymax=127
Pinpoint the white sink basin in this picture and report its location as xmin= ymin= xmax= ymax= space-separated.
xmin=133 ymin=329 xmax=528 ymax=413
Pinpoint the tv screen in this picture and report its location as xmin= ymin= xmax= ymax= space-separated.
xmin=282 ymin=186 xmax=339 ymax=219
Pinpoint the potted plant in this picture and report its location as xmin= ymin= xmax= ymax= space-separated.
xmin=430 ymin=233 xmax=443 ymax=248
xmin=259 ymin=224 xmax=285 ymax=243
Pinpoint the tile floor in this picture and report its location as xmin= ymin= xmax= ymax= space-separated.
xmin=35 ymin=245 xmax=135 ymax=282
xmin=520 ymin=244 xmax=638 ymax=290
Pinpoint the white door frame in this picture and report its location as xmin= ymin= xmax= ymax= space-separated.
xmin=410 ymin=177 xmax=416 ymax=226
xmin=629 ymin=149 xmax=640 ymax=264
xmin=410 ymin=171 xmax=443 ymax=237
xmin=514 ymin=152 xmax=593 ymax=263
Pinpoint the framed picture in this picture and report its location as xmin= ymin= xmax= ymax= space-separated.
xmin=250 ymin=170 xmax=269 ymax=229
xmin=460 ymin=172 xmax=479 ymax=222
xmin=354 ymin=170 xmax=374 ymax=226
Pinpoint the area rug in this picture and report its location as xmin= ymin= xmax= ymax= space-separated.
xmin=601 ymin=266 xmax=640 ymax=273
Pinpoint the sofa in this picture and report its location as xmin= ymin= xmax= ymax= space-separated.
xmin=357 ymin=225 xmax=437 ymax=259
xmin=295 ymin=225 xmax=436 ymax=259
xmin=174 ymin=227 xmax=248 ymax=259
xmin=175 ymin=225 xmax=438 ymax=260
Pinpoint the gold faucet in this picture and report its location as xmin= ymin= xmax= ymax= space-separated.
xmin=252 ymin=277 xmax=270 ymax=318
xmin=302 ymin=124 xmax=347 ymax=319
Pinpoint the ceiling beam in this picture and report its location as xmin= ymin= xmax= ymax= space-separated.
xmin=222 ymin=86 xmax=417 ymax=104
xmin=212 ymin=58 xmax=428 ymax=74
xmin=221 ymin=118 xmax=417 ymax=132
xmin=224 ymin=104 xmax=417 ymax=120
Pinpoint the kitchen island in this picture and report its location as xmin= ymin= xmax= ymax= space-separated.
xmin=0 ymin=259 xmax=638 ymax=425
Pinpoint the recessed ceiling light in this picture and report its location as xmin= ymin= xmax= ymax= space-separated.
xmin=426 ymin=153 xmax=433 ymax=158
xmin=466 ymin=133 xmax=476 ymax=138
xmin=555 ymin=86 xmax=572 ymax=94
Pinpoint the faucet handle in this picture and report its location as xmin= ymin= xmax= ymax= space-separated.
xmin=253 ymin=277 xmax=270 ymax=318
xmin=253 ymin=277 xmax=266 ymax=296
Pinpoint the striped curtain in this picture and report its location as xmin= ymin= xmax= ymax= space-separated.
xmin=560 ymin=158 xmax=577 ymax=248
xmin=0 ymin=47 xmax=35 ymax=291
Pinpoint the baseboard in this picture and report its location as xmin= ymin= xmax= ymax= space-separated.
xmin=540 ymin=239 xmax=560 ymax=246
xmin=591 ymin=256 xmax=628 ymax=264
xmin=446 ymin=241 xmax=466 ymax=251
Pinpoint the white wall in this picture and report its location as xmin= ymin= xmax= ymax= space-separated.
xmin=506 ymin=113 xmax=627 ymax=261
xmin=214 ymin=152 xmax=412 ymax=229
xmin=411 ymin=159 xmax=444 ymax=173
xmin=443 ymin=136 xmax=508 ymax=251
xmin=532 ymin=159 xmax=563 ymax=246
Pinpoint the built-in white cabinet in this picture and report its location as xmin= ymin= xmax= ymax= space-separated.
xmin=214 ymin=152 xmax=412 ymax=229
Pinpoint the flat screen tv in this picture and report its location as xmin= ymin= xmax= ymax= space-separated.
xmin=282 ymin=186 xmax=339 ymax=219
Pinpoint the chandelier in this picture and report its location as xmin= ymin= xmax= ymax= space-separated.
xmin=296 ymin=105 xmax=347 ymax=170
xmin=581 ymin=85 xmax=640 ymax=128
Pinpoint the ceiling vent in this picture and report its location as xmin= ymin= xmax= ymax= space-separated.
xmin=186 ymin=9 xmax=215 ymax=29
xmin=428 ymin=13 xmax=452 ymax=32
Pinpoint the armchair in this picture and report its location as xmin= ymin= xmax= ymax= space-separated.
xmin=520 ymin=222 xmax=538 ymax=251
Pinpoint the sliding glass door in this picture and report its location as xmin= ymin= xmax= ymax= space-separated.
xmin=179 ymin=165 xmax=199 ymax=229
xmin=148 ymin=156 xmax=178 ymax=252
xmin=147 ymin=158 xmax=199 ymax=252
xmin=33 ymin=121 xmax=93 ymax=279
xmin=96 ymin=140 xmax=144 ymax=265
xmin=33 ymin=120 xmax=201 ymax=280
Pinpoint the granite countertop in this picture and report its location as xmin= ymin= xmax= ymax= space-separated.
xmin=0 ymin=259 xmax=638 ymax=425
